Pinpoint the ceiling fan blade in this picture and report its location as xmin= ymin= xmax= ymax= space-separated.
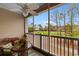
xmin=29 ymin=10 xmax=38 ymax=16
xmin=17 ymin=3 xmax=39 ymax=17
xmin=17 ymin=3 xmax=25 ymax=8
xmin=26 ymin=3 xmax=39 ymax=10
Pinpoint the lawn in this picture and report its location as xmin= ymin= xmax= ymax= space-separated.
xmin=34 ymin=31 xmax=65 ymax=36
xmin=34 ymin=31 xmax=79 ymax=38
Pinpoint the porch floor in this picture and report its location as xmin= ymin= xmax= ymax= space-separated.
xmin=28 ymin=48 xmax=44 ymax=56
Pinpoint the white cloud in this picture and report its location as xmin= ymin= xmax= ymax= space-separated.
xmin=43 ymin=20 xmax=56 ymax=26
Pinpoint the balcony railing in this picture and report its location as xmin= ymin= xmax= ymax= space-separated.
xmin=26 ymin=33 xmax=79 ymax=56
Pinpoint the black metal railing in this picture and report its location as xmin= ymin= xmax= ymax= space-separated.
xmin=26 ymin=33 xmax=79 ymax=56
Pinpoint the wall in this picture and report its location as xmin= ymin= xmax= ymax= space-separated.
xmin=0 ymin=8 xmax=25 ymax=38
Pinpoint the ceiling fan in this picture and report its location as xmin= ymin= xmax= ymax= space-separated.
xmin=17 ymin=3 xmax=39 ymax=17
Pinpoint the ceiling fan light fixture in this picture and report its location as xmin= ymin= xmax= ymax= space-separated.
xmin=23 ymin=12 xmax=28 ymax=17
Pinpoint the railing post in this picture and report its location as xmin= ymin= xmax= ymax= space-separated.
xmin=40 ymin=34 xmax=42 ymax=49
xmin=78 ymin=40 xmax=79 ymax=55
xmin=68 ymin=39 xmax=69 ymax=56
xmin=64 ymin=38 xmax=66 ymax=56
xmin=60 ymin=38 xmax=61 ymax=56
xmin=72 ymin=40 xmax=74 ymax=56
xmin=57 ymin=38 xmax=58 ymax=55
xmin=33 ymin=33 xmax=34 ymax=46
xmin=54 ymin=37 xmax=55 ymax=54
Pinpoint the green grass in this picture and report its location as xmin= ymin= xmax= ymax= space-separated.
xmin=34 ymin=31 xmax=65 ymax=36
xmin=33 ymin=31 xmax=79 ymax=38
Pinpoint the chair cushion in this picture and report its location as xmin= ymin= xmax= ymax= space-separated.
xmin=2 ymin=43 xmax=13 ymax=49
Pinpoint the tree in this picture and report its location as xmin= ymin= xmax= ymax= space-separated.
xmin=57 ymin=12 xmax=64 ymax=36
xmin=49 ymin=23 xmax=56 ymax=31
xmin=65 ymin=23 xmax=72 ymax=36
xmin=28 ymin=23 xmax=36 ymax=32
xmin=38 ymin=24 xmax=43 ymax=31
xmin=50 ymin=11 xmax=59 ymax=35
xmin=67 ymin=4 xmax=79 ymax=36
xmin=63 ymin=12 xmax=66 ymax=36
xmin=44 ymin=26 xmax=48 ymax=31
xmin=28 ymin=26 xmax=34 ymax=32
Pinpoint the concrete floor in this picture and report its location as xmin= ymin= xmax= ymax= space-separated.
xmin=28 ymin=49 xmax=44 ymax=56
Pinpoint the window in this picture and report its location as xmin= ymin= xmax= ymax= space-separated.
xmin=50 ymin=3 xmax=79 ymax=37
xmin=27 ymin=16 xmax=33 ymax=33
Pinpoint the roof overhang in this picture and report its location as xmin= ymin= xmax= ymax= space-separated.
xmin=26 ymin=3 xmax=64 ymax=18
xmin=0 ymin=3 xmax=64 ymax=18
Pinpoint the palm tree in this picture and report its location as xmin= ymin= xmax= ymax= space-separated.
xmin=55 ymin=11 xmax=59 ymax=35
xmin=67 ymin=4 xmax=79 ymax=46
xmin=57 ymin=12 xmax=64 ymax=36
xmin=63 ymin=12 xmax=66 ymax=36
xmin=67 ymin=4 xmax=79 ymax=36
xmin=50 ymin=11 xmax=59 ymax=35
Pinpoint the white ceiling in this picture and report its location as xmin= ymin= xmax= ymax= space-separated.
xmin=0 ymin=3 xmax=22 ymax=14
xmin=0 ymin=3 xmax=43 ymax=14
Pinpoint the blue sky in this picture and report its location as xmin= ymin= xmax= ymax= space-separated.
xmin=27 ymin=3 xmax=79 ymax=27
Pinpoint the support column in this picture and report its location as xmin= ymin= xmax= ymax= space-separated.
xmin=48 ymin=3 xmax=51 ymax=53
xmin=24 ymin=17 xmax=28 ymax=56
xmin=33 ymin=16 xmax=35 ymax=46
xmin=24 ymin=17 xmax=26 ymax=35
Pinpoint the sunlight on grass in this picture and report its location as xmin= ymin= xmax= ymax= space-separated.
xmin=34 ymin=31 xmax=79 ymax=38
